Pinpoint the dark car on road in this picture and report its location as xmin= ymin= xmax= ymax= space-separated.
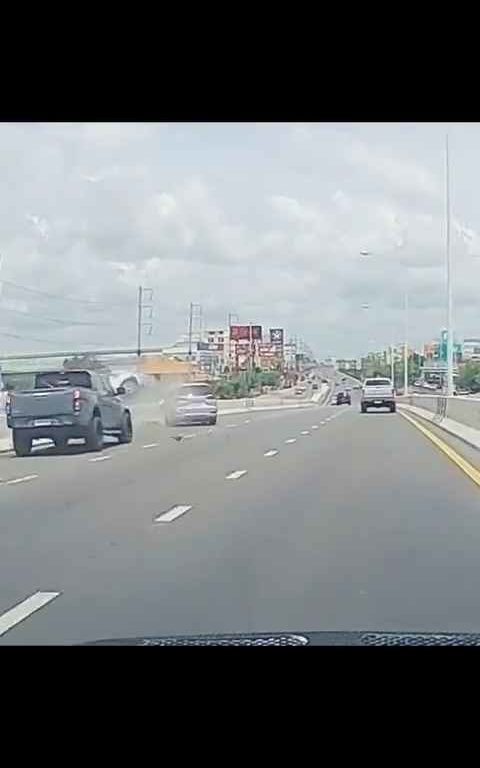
xmin=165 ymin=382 xmax=217 ymax=427
xmin=5 ymin=369 xmax=133 ymax=456
xmin=335 ymin=390 xmax=351 ymax=405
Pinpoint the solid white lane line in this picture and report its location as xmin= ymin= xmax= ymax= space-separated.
xmin=89 ymin=456 xmax=112 ymax=463
xmin=285 ymin=438 xmax=297 ymax=444
xmin=300 ymin=430 xmax=310 ymax=435
xmin=264 ymin=450 xmax=279 ymax=457
xmin=6 ymin=474 xmax=38 ymax=486
xmin=154 ymin=505 xmax=193 ymax=523
xmin=0 ymin=591 xmax=60 ymax=637
xmin=225 ymin=470 xmax=248 ymax=480
xmin=142 ymin=443 xmax=159 ymax=449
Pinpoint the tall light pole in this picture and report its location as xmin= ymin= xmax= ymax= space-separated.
xmin=445 ymin=134 xmax=454 ymax=396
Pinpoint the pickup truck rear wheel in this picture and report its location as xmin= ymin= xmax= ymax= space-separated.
xmin=85 ymin=416 xmax=103 ymax=451
xmin=118 ymin=413 xmax=133 ymax=444
xmin=13 ymin=429 xmax=32 ymax=457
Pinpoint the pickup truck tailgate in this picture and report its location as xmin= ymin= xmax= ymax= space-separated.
xmin=9 ymin=389 xmax=75 ymax=418
xmin=363 ymin=386 xmax=392 ymax=398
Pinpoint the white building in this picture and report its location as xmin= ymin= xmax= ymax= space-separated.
xmin=463 ymin=338 xmax=480 ymax=361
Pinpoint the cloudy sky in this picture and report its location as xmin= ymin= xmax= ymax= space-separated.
xmin=1 ymin=121 xmax=480 ymax=359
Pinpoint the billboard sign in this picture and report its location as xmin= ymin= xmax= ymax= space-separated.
xmin=269 ymin=328 xmax=284 ymax=347
xmin=230 ymin=325 xmax=262 ymax=341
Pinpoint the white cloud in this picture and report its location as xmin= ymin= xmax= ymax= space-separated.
xmin=0 ymin=122 xmax=479 ymax=357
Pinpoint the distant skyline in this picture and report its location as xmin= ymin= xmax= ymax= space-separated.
xmin=1 ymin=122 xmax=480 ymax=359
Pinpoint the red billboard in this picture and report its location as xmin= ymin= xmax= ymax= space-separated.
xmin=230 ymin=325 xmax=262 ymax=341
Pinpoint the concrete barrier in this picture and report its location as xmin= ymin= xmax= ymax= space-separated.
xmin=398 ymin=393 xmax=480 ymax=436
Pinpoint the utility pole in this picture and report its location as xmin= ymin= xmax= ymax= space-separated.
xmin=136 ymin=286 xmax=153 ymax=357
xmin=188 ymin=302 xmax=193 ymax=359
xmin=187 ymin=303 xmax=202 ymax=362
xmin=403 ymin=291 xmax=409 ymax=395
xmin=227 ymin=312 xmax=239 ymax=375
xmin=137 ymin=286 xmax=143 ymax=357
xmin=445 ymin=134 xmax=454 ymax=397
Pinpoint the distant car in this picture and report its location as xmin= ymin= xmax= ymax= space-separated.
xmin=335 ymin=391 xmax=351 ymax=405
xmin=165 ymin=382 xmax=217 ymax=427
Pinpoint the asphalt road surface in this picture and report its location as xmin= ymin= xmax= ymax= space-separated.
xmin=3 ymin=381 xmax=480 ymax=644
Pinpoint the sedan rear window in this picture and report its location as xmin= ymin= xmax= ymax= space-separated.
xmin=178 ymin=385 xmax=213 ymax=397
xmin=364 ymin=379 xmax=391 ymax=387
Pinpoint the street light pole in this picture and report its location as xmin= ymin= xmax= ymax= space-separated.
xmin=445 ymin=134 xmax=454 ymax=396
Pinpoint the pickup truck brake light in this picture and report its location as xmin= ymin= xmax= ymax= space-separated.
xmin=73 ymin=389 xmax=81 ymax=412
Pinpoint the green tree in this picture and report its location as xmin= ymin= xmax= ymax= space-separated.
xmin=457 ymin=362 xmax=480 ymax=392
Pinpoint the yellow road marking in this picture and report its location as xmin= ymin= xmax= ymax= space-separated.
xmin=400 ymin=411 xmax=480 ymax=489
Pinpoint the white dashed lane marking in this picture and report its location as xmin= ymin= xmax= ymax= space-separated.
xmin=311 ymin=425 xmax=319 ymax=430
xmin=285 ymin=438 xmax=297 ymax=444
xmin=0 ymin=591 xmax=60 ymax=637
xmin=225 ymin=470 xmax=248 ymax=480
xmin=264 ymin=450 xmax=278 ymax=457
xmin=300 ymin=430 xmax=310 ymax=435
xmin=89 ymin=456 xmax=112 ymax=463
xmin=5 ymin=474 xmax=38 ymax=486
xmin=154 ymin=505 xmax=193 ymax=523
xmin=142 ymin=443 xmax=159 ymax=449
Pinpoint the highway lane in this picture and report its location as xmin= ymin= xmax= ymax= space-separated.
xmin=3 ymin=391 xmax=480 ymax=642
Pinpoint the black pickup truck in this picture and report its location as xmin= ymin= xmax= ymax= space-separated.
xmin=5 ymin=369 xmax=133 ymax=456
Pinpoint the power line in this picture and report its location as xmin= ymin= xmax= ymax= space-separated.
xmin=0 ymin=278 xmax=135 ymax=308
xmin=0 ymin=303 xmax=114 ymax=327
xmin=0 ymin=328 xmax=107 ymax=346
